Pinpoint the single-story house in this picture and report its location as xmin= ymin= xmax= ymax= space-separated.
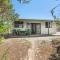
xmin=12 ymin=19 xmax=57 ymax=35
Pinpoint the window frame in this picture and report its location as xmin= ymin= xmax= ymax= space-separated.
xmin=45 ymin=21 xmax=52 ymax=28
xmin=14 ymin=21 xmax=23 ymax=28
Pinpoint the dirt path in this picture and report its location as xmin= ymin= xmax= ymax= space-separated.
xmin=0 ymin=36 xmax=60 ymax=60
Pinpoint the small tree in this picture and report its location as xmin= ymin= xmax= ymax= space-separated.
xmin=0 ymin=0 xmax=31 ymax=38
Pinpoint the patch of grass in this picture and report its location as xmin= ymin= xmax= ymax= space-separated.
xmin=0 ymin=37 xmax=5 ymax=44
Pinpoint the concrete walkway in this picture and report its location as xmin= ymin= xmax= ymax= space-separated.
xmin=53 ymin=32 xmax=60 ymax=35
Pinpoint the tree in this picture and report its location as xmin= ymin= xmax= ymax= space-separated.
xmin=0 ymin=0 xmax=31 ymax=38
xmin=0 ymin=0 xmax=13 ymax=38
xmin=49 ymin=1 xmax=60 ymax=59
xmin=51 ymin=4 xmax=60 ymax=20
xmin=47 ymin=0 xmax=60 ymax=35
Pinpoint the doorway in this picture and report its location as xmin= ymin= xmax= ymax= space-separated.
xmin=31 ymin=23 xmax=36 ymax=34
xmin=31 ymin=23 xmax=41 ymax=34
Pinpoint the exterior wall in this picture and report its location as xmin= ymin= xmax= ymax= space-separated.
xmin=14 ymin=20 xmax=57 ymax=35
xmin=22 ymin=20 xmax=57 ymax=35
xmin=41 ymin=22 xmax=57 ymax=34
xmin=56 ymin=24 xmax=60 ymax=32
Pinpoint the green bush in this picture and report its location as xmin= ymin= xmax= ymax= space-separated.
xmin=26 ymin=28 xmax=31 ymax=35
xmin=12 ymin=28 xmax=32 ymax=36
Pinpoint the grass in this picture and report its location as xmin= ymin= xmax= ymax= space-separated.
xmin=0 ymin=37 xmax=5 ymax=44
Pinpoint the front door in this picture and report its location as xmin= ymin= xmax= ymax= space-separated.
xmin=31 ymin=23 xmax=36 ymax=34
xmin=31 ymin=23 xmax=41 ymax=34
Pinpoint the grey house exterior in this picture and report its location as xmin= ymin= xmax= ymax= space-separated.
xmin=13 ymin=19 xmax=57 ymax=35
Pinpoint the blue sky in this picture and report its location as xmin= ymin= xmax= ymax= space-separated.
xmin=11 ymin=0 xmax=60 ymax=19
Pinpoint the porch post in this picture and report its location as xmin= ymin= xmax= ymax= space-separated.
xmin=24 ymin=22 xmax=27 ymax=28
xmin=48 ymin=22 xmax=49 ymax=35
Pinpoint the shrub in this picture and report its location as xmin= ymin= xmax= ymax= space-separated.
xmin=26 ymin=28 xmax=31 ymax=35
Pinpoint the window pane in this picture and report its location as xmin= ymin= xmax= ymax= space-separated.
xmin=50 ymin=22 xmax=52 ymax=28
xmin=14 ymin=21 xmax=23 ymax=28
xmin=45 ymin=22 xmax=52 ymax=28
xmin=45 ymin=22 xmax=48 ymax=28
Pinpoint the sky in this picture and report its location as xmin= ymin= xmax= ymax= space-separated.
xmin=11 ymin=0 xmax=60 ymax=19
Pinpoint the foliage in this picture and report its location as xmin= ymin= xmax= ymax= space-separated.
xmin=0 ymin=0 xmax=13 ymax=35
xmin=12 ymin=28 xmax=32 ymax=36
xmin=0 ymin=37 xmax=5 ymax=44
xmin=0 ymin=0 xmax=20 ymax=37
xmin=0 ymin=0 xmax=31 ymax=38
xmin=51 ymin=0 xmax=60 ymax=20
xmin=26 ymin=28 xmax=32 ymax=35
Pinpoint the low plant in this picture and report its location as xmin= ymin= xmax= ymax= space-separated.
xmin=26 ymin=28 xmax=31 ymax=35
xmin=0 ymin=37 xmax=5 ymax=44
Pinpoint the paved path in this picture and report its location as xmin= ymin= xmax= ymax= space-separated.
xmin=53 ymin=32 xmax=60 ymax=35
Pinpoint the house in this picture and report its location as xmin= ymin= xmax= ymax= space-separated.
xmin=12 ymin=19 xmax=57 ymax=35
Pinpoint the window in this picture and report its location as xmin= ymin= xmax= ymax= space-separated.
xmin=45 ymin=22 xmax=48 ymax=28
xmin=45 ymin=22 xmax=52 ymax=28
xmin=14 ymin=21 xmax=23 ymax=28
